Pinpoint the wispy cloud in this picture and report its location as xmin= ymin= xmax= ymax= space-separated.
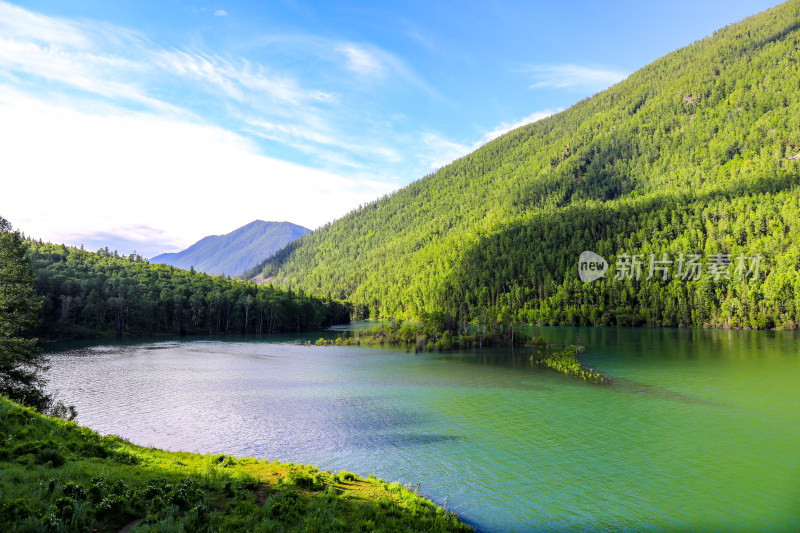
xmin=0 ymin=1 xmax=89 ymax=47
xmin=325 ymin=37 xmax=438 ymax=97
xmin=0 ymin=86 xmax=396 ymax=254
xmin=420 ymin=109 xmax=559 ymax=171
xmin=524 ymin=64 xmax=628 ymax=90
xmin=245 ymin=115 xmax=403 ymax=170
xmin=0 ymin=3 xmax=159 ymax=107
xmin=214 ymin=10 xmax=227 ymax=17
xmin=0 ymin=0 xmax=466 ymax=253
xmin=421 ymin=132 xmax=472 ymax=170
xmin=0 ymin=35 xmax=170 ymax=109
xmin=246 ymin=118 xmax=339 ymax=146
xmin=479 ymin=109 xmax=559 ymax=144
xmin=153 ymin=50 xmax=333 ymax=105
xmin=0 ymin=1 xmax=403 ymax=174
xmin=338 ymin=44 xmax=386 ymax=77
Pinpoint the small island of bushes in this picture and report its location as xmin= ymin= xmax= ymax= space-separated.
xmin=311 ymin=322 xmax=611 ymax=383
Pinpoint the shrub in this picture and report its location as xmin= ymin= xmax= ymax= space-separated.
xmin=78 ymin=442 xmax=109 ymax=458
xmin=113 ymin=449 xmax=140 ymax=465
xmin=35 ymin=448 xmax=65 ymax=467
xmin=263 ymin=492 xmax=302 ymax=523
xmin=95 ymin=494 xmax=126 ymax=520
xmin=53 ymin=497 xmax=75 ymax=520
xmin=386 ymin=482 xmax=404 ymax=494
xmin=1 ymin=498 xmax=35 ymax=522
xmin=281 ymin=470 xmax=324 ymax=491
xmin=12 ymin=439 xmax=58 ymax=457
xmin=338 ymin=470 xmax=357 ymax=481
xmin=60 ymin=481 xmax=87 ymax=500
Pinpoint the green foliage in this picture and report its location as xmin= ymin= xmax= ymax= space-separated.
xmin=532 ymin=345 xmax=609 ymax=383
xmin=254 ymin=1 xmax=800 ymax=331
xmin=0 ymin=216 xmax=49 ymax=411
xmin=324 ymin=322 xmax=530 ymax=352
xmin=34 ymin=448 xmax=66 ymax=467
xmin=24 ymin=240 xmax=351 ymax=339
xmin=338 ymin=470 xmax=357 ymax=481
xmin=0 ymin=396 xmax=470 ymax=532
xmin=279 ymin=469 xmax=327 ymax=491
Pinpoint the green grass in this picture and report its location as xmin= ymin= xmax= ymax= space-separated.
xmin=0 ymin=396 xmax=471 ymax=532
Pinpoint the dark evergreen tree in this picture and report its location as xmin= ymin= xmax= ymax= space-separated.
xmin=0 ymin=216 xmax=49 ymax=410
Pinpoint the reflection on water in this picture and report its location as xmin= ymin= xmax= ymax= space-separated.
xmin=44 ymin=327 xmax=800 ymax=532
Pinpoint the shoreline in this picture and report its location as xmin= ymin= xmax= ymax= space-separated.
xmin=37 ymin=319 xmax=800 ymax=345
xmin=0 ymin=397 xmax=472 ymax=531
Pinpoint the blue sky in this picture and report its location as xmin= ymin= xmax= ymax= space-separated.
xmin=0 ymin=0 xmax=783 ymax=257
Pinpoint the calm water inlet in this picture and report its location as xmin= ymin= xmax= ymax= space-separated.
xmin=44 ymin=328 xmax=800 ymax=532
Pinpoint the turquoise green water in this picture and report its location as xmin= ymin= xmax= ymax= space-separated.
xmin=44 ymin=327 xmax=800 ymax=531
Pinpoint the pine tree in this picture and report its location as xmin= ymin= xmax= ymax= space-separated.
xmin=0 ymin=216 xmax=49 ymax=410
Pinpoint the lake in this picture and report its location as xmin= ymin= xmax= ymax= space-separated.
xmin=43 ymin=326 xmax=800 ymax=532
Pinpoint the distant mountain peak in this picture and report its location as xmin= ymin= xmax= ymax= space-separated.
xmin=151 ymin=220 xmax=309 ymax=277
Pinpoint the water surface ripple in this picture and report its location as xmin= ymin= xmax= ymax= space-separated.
xmin=44 ymin=327 xmax=800 ymax=532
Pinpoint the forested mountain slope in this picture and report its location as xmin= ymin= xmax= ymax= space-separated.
xmin=26 ymin=241 xmax=349 ymax=339
xmin=254 ymin=1 xmax=800 ymax=330
xmin=152 ymin=220 xmax=308 ymax=277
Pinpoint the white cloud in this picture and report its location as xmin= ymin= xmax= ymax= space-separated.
xmin=214 ymin=10 xmax=228 ymax=17
xmin=0 ymin=3 xmax=394 ymax=168
xmin=330 ymin=39 xmax=439 ymax=98
xmin=479 ymin=109 xmax=558 ymax=144
xmin=419 ymin=109 xmax=560 ymax=171
xmin=0 ymin=1 xmax=89 ymax=48
xmin=0 ymin=3 xmax=182 ymax=113
xmin=338 ymin=44 xmax=386 ymax=77
xmin=525 ymin=64 xmax=628 ymax=90
xmin=0 ymin=0 xmax=437 ymax=175
xmin=0 ymin=88 xmax=395 ymax=256
xmin=0 ymin=1 xmax=457 ymax=255
xmin=421 ymin=132 xmax=472 ymax=170
xmin=0 ymin=1 xmax=336 ymax=127
xmin=245 ymin=116 xmax=403 ymax=167
xmin=50 ymin=225 xmax=186 ymax=258
xmin=246 ymin=118 xmax=339 ymax=146
xmin=0 ymin=36 xmax=166 ymax=107
xmin=153 ymin=50 xmax=333 ymax=107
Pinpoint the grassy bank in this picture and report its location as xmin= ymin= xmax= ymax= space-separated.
xmin=0 ymin=397 xmax=470 ymax=532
